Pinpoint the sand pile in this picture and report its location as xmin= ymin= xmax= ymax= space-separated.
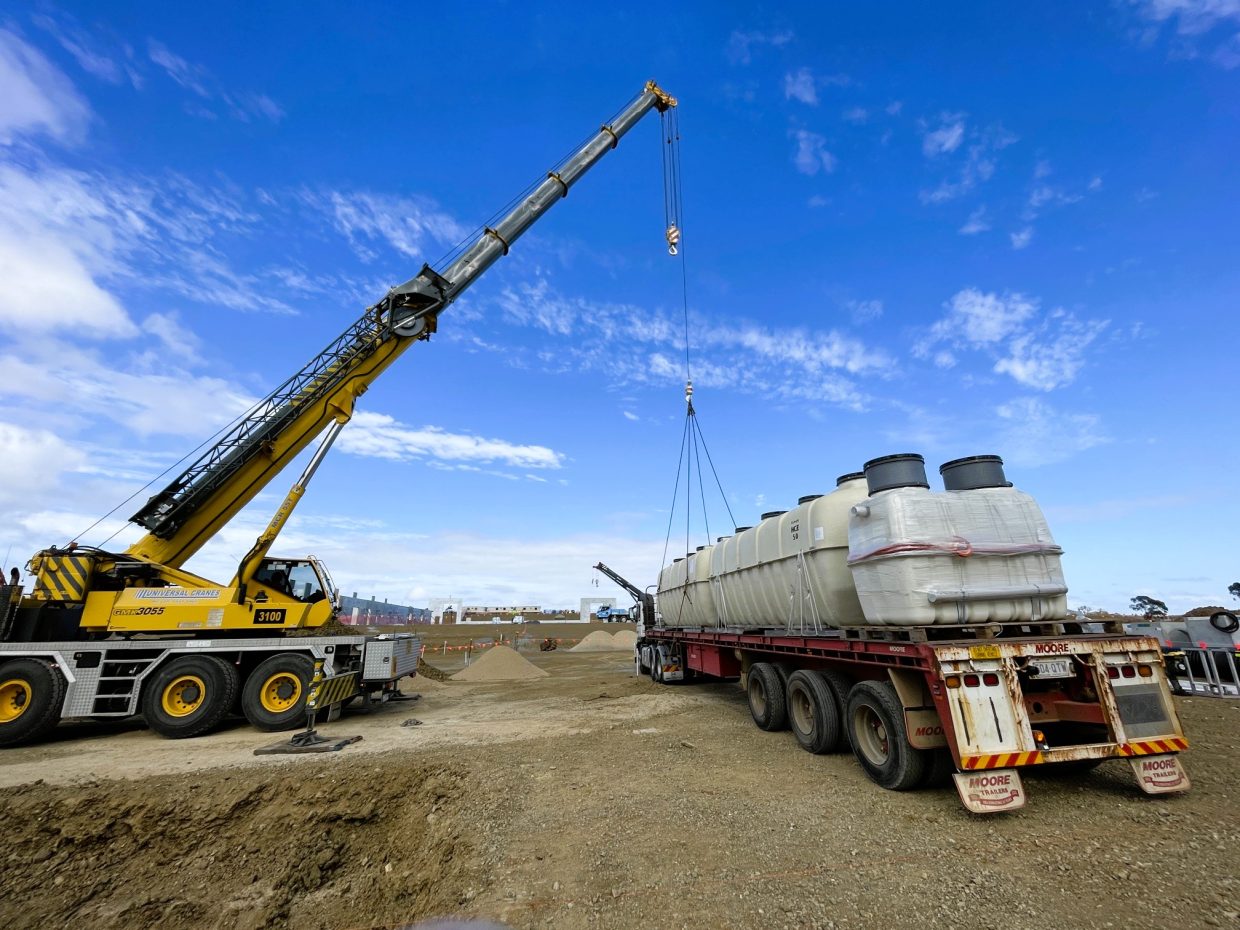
xmin=451 ymin=644 xmax=549 ymax=682
xmin=571 ymin=630 xmax=634 ymax=652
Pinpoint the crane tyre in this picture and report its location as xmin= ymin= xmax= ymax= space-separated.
xmin=242 ymin=654 xmax=315 ymax=731
xmin=786 ymin=670 xmax=842 ymax=754
xmin=845 ymin=680 xmax=928 ymax=791
xmin=816 ymin=668 xmax=854 ymax=751
xmin=0 ymin=658 xmax=66 ymax=747
xmin=746 ymin=663 xmax=787 ymax=732
xmin=142 ymin=655 xmax=238 ymax=740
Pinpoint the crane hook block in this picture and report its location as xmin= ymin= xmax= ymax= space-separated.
xmin=666 ymin=224 xmax=681 ymax=256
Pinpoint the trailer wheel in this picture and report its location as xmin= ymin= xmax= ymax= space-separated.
xmin=816 ymin=668 xmax=854 ymax=751
xmin=846 ymin=680 xmax=928 ymax=791
xmin=921 ymin=749 xmax=958 ymax=787
xmin=746 ymin=663 xmax=788 ymax=732
xmin=242 ymin=654 xmax=315 ymax=731
xmin=141 ymin=655 xmax=238 ymax=740
xmin=0 ymin=658 xmax=67 ymax=747
xmin=786 ymin=670 xmax=842 ymax=754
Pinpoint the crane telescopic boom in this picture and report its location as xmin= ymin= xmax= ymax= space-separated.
xmin=126 ymin=81 xmax=677 ymax=571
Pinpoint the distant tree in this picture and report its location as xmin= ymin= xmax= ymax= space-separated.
xmin=1130 ymin=595 xmax=1168 ymax=619
xmin=1229 ymin=582 xmax=1240 ymax=602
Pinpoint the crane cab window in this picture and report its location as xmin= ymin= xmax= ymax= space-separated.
xmin=254 ymin=559 xmax=326 ymax=603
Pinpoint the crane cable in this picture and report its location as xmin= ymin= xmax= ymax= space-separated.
xmin=656 ymin=107 xmax=735 ymax=600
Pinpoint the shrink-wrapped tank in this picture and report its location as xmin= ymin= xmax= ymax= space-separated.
xmin=655 ymin=453 xmax=1069 ymax=630
xmin=847 ymin=455 xmax=1068 ymax=625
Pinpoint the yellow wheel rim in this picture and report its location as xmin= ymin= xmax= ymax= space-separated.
xmin=260 ymin=672 xmax=303 ymax=713
xmin=0 ymin=679 xmax=32 ymax=724
xmin=161 ymin=675 xmax=206 ymax=718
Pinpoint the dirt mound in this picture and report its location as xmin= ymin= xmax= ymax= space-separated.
xmin=416 ymin=657 xmax=452 ymax=681
xmin=570 ymin=630 xmax=626 ymax=651
xmin=611 ymin=629 xmax=638 ymax=649
xmin=0 ymin=760 xmax=478 ymax=929
xmin=451 ymin=644 xmax=549 ymax=681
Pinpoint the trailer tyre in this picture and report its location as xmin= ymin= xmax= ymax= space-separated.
xmin=141 ymin=655 xmax=238 ymax=740
xmin=242 ymin=654 xmax=315 ymax=731
xmin=816 ymin=668 xmax=854 ymax=751
xmin=846 ymin=680 xmax=928 ymax=791
xmin=746 ymin=663 xmax=788 ymax=732
xmin=786 ymin=670 xmax=842 ymax=754
xmin=0 ymin=658 xmax=66 ymax=747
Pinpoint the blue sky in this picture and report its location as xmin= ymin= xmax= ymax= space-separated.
xmin=0 ymin=2 xmax=1236 ymax=614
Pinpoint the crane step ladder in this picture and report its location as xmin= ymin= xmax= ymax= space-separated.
xmin=254 ymin=659 xmax=363 ymax=754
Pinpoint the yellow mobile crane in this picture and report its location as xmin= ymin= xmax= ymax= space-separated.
xmin=0 ymin=81 xmax=677 ymax=746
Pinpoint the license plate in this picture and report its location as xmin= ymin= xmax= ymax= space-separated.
xmin=1030 ymin=658 xmax=1073 ymax=679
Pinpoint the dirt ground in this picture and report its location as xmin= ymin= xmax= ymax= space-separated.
xmin=1 ymin=644 xmax=1237 ymax=930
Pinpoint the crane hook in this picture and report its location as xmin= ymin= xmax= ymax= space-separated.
xmin=665 ymin=224 xmax=681 ymax=256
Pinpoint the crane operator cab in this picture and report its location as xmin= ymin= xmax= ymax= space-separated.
xmin=253 ymin=558 xmax=336 ymax=606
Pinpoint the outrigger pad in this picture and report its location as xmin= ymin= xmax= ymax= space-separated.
xmin=253 ymin=732 xmax=363 ymax=755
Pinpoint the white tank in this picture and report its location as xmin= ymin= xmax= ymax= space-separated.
xmin=847 ymin=484 xmax=1068 ymax=626
xmin=655 ymin=454 xmax=1070 ymax=630
xmin=658 ymin=476 xmax=869 ymax=630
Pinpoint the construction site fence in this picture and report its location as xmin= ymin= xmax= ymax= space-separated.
xmin=1167 ymin=646 xmax=1240 ymax=699
xmin=421 ymin=637 xmax=589 ymax=655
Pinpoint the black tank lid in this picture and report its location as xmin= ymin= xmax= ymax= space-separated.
xmin=862 ymin=453 xmax=929 ymax=494
xmin=939 ymin=454 xmax=1012 ymax=491
xmin=760 ymin=510 xmax=787 ymax=520
xmin=836 ymin=471 xmax=865 ymax=486
xmin=695 ymin=545 xmax=706 ymax=552
xmin=798 ymin=494 xmax=823 ymax=504
xmin=716 ymin=536 xmax=730 ymax=542
xmin=734 ymin=526 xmax=752 ymax=533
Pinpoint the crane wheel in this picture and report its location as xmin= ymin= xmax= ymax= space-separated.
xmin=242 ymin=654 xmax=315 ymax=732
xmin=141 ymin=655 xmax=238 ymax=740
xmin=0 ymin=658 xmax=67 ymax=747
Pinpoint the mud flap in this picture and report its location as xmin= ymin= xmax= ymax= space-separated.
xmin=1129 ymin=754 xmax=1191 ymax=794
xmin=952 ymin=768 xmax=1027 ymax=814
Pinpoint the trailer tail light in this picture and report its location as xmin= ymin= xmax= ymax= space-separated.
xmin=982 ymin=672 xmax=1000 ymax=687
xmin=1138 ymin=664 xmax=1153 ymax=678
xmin=963 ymin=674 xmax=980 ymax=688
xmin=945 ymin=675 xmax=962 ymax=688
xmin=1106 ymin=666 xmax=1120 ymax=680
xmin=1121 ymin=665 xmax=1136 ymax=679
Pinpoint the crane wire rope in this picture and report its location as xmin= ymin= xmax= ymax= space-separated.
xmin=655 ymin=105 xmax=735 ymax=606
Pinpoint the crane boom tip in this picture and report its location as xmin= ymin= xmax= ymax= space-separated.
xmin=645 ymin=80 xmax=677 ymax=111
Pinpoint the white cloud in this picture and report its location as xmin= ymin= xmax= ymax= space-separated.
xmin=784 ymin=67 xmax=819 ymax=105
xmin=147 ymin=39 xmax=210 ymax=97
xmin=921 ymin=113 xmax=966 ymax=156
xmin=959 ymin=206 xmax=990 ymax=235
xmin=726 ymin=29 xmax=793 ymax=65
xmin=919 ymin=124 xmax=1017 ymax=204
xmin=0 ymin=29 xmax=91 ymax=146
xmin=885 ymin=101 xmax=904 ymax=115
xmin=305 ymin=189 xmax=467 ymax=262
xmin=995 ymin=397 xmax=1108 ymax=467
xmin=1129 ymin=0 xmax=1240 ymax=35
xmin=807 ymin=194 xmax=830 ymax=208
xmin=1010 ymin=227 xmax=1034 ymax=249
xmin=994 ymin=314 xmax=1109 ymax=390
xmin=339 ymin=411 xmax=565 ymax=471
xmin=489 ymin=274 xmax=888 ymax=412
xmin=842 ymin=106 xmax=869 ymax=123
xmin=790 ymin=129 xmax=837 ymax=175
xmin=31 ymin=13 xmax=126 ymax=85
xmin=622 ymin=411 xmax=640 ymax=422
xmin=847 ymin=299 xmax=884 ymax=323
xmin=916 ymin=289 xmax=1109 ymax=392
xmin=0 ymin=422 xmax=84 ymax=508
xmin=931 ymin=289 xmax=1038 ymax=346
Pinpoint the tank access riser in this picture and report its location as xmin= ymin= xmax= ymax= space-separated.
xmin=639 ymin=624 xmax=1190 ymax=813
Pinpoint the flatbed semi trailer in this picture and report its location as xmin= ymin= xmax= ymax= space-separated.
xmin=636 ymin=622 xmax=1189 ymax=813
